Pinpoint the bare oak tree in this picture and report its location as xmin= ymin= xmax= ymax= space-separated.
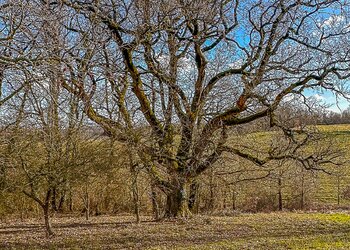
xmin=27 ymin=0 xmax=350 ymax=217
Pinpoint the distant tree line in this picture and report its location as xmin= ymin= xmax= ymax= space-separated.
xmin=320 ymin=108 xmax=350 ymax=125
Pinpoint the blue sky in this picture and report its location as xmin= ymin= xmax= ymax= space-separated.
xmin=229 ymin=2 xmax=350 ymax=114
xmin=304 ymin=89 xmax=350 ymax=113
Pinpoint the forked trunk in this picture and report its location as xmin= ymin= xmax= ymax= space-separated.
xmin=23 ymin=189 xmax=54 ymax=237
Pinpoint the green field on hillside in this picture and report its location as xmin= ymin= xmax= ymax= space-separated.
xmin=213 ymin=124 xmax=350 ymax=212
xmin=313 ymin=125 xmax=350 ymax=206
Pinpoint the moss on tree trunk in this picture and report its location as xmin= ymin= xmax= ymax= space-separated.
xmin=164 ymin=181 xmax=191 ymax=218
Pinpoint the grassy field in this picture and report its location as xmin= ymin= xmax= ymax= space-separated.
xmin=216 ymin=124 xmax=350 ymax=211
xmin=2 ymin=212 xmax=350 ymax=249
xmin=2 ymin=125 xmax=350 ymax=249
xmin=313 ymin=124 xmax=350 ymax=206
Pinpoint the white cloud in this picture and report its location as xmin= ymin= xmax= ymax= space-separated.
xmin=313 ymin=94 xmax=325 ymax=101
xmin=322 ymin=15 xmax=345 ymax=28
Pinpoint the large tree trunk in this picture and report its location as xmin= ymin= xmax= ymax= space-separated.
xmin=164 ymin=181 xmax=191 ymax=218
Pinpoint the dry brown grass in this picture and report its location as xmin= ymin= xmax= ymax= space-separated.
xmin=2 ymin=212 xmax=350 ymax=249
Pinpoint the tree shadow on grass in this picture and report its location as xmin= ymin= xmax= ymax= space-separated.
xmin=0 ymin=224 xmax=42 ymax=235
xmin=55 ymin=218 xmax=157 ymax=229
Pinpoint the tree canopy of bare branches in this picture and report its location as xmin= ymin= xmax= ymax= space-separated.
xmin=2 ymin=0 xmax=350 ymax=218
